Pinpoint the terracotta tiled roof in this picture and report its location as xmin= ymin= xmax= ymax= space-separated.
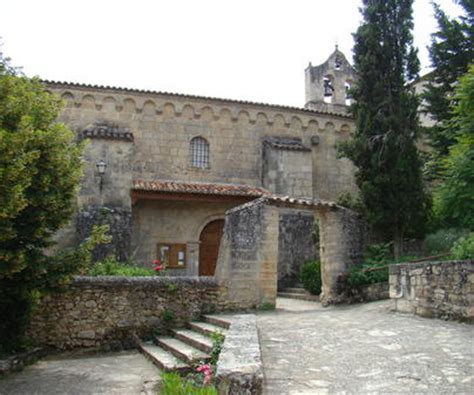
xmin=132 ymin=180 xmax=270 ymax=197
xmin=42 ymin=80 xmax=352 ymax=119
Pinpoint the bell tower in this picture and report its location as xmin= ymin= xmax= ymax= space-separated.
xmin=305 ymin=46 xmax=357 ymax=113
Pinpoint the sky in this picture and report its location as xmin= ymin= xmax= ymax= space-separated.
xmin=0 ymin=0 xmax=465 ymax=108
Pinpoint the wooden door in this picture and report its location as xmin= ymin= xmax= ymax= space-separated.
xmin=199 ymin=219 xmax=225 ymax=276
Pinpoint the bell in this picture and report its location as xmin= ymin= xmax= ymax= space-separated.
xmin=324 ymin=80 xmax=334 ymax=97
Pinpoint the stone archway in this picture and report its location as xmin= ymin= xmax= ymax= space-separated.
xmin=215 ymin=197 xmax=364 ymax=308
xmin=199 ymin=219 xmax=225 ymax=276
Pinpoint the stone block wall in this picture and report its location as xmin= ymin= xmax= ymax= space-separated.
xmin=27 ymin=276 xmax=227 ymax=350
xmin=262 ymin=141 xmax=313 ymax=198
xmin=390 ymin=260 xmax=474 ymax=321
xmin=318 ymin=207 xmax=364 ymax=305
xmin=216 ymin=201 xmax=279 ymax=309
xmin=277 ymin=209 xmax=317 ymax=288
xmin=347 ymin=282 xmax=389 ymax=304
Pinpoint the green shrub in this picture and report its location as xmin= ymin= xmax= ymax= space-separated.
xmin=364 ymin=242 xmax=392 ymax=264
xmin=209 ymin=331 xmax=225 ymax=367
xmin=161 ymin=309 xmax=175 ymax=325
xmin=346 ymin=242 xmax=391 ymax=288
xmin=346 ymin=263 xmax=389 ymax=288
xmin=425 ymin=228 xmax=470 ymax=254
xmin=299 ymin=261 xmax=322 ymax=295
xmin=160 ymin=373 xmax=217 ymax=395
xmin=87 ymin=256 xmax=155 ymax=276
xmin=0 ymin=225 xmax=109 ymax=355
xmin=450 ymin=233 xmax=474 ymax=259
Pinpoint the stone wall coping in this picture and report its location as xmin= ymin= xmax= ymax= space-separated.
xmin=225 ymin=195 xmax=343 ymax=215
xmin=43 ymin=80 xmax=353 ymax=120
xmin=389 ymin=260 xmax=473 ymax=274
xmin=72 ymin=275 xmax=219 ymax=288
xmin=216 ymin=314 xmax=263 ymax=394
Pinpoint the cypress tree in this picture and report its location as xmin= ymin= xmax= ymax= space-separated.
xmin=340 ymin=0 xmax=430 ymax=258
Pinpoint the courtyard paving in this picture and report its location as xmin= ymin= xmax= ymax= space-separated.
xmin=258 ymin=298 xmax=473 ymax=394
xmin=0 ymin=350 xmax=160 ymax=394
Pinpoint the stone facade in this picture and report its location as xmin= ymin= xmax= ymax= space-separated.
xmin=390 ymin=260 xmax=474 ymax=321
xmin=44 ymin=48 xmax=358 ymax=273
xmin=27 ymin=276 xmax=227 ymax=349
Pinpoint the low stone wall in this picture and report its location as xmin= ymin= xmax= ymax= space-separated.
xmin=348 ymin=282 xmax=389 ymax=304
xmin=216 ymin=314 xmax=263 ymax=395
xmin=390 ymin=260 xmax=474 ymax=321
xmin=28 ymin=276 xmax=227 ymax=349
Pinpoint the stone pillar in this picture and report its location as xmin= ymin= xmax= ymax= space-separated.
xmin=317 ymin=207 xmax=364 ymax=306
xmin=215 ymin=201 xmax=279 ymax=309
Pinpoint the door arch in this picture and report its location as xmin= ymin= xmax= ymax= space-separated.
xmin=199 ymin=219 xmax=225 ymax=276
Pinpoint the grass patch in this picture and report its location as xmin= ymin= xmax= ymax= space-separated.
xmin=87 ymin=257 xmax=156 ymax=276
xmin=160 ymin=372 xmax=217 ymax=395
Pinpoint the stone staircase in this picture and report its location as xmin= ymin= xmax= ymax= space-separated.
xmin=138 ymin=315 xmax=230 ymax=374
xmin=277 ymin=287 xmax=320 ymax=302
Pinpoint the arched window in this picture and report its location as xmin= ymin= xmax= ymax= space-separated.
xmin=189 ymin=137 xmax=210 ymax=169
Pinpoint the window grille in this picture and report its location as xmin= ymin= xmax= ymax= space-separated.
xmin=189 ymin=137 xmax=210 ymax=169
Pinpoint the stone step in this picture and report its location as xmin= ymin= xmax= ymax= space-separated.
xmin=172 ymin=329 xmax=214 ymax=354
xmin=154 ymin=336 xmax=211 ymax=364
xmin=139 ymin=342 xmax=190 ymax=373
xmin=188 ymin=321 xmax=228 ymax=337
xmin=277 ymin=292 xmax=320 ymax=302
xmin=203 ymin=315 xmax=232 ymax=329
xmin=279 ymin=287 xmax=307 ymax=294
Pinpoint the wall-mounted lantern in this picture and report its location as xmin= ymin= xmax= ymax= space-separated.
xmin=96 ymin=159 xmax=107 ymax=191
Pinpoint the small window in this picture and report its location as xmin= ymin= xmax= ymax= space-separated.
xmin=189 ymin=137 xmax=210 ymax=169
xmin=157 ymin=243 xmax=186 ymax=268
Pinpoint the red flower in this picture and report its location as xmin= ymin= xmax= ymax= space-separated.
xmin=154 ymin=265 xmax=162 ymax=271
xmin=152 ymin=259 xmax=160 ymax=265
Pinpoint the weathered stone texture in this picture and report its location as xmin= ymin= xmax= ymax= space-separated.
xmin=216 ymin=201 xmax=279 ymax=309
xmin=277 ymin=210 xmax=317 ymax=289
xmin=390 ymin=260 xmax=474 ymax=321
xmin=347 ymin=282 xmax=389 ymax=304
xmin=217 ymin=198 xmax=364 ymax=308
xmin=216 ymin=315 xmax=263 ymax=395
xmin=262 ymin=139 xmax=313 ymax=198
xmin=27 ymin=276 xmax=227 ymax=349
xmin=76 ymin=206 xmax=132 ymax=262
xmin=319 ymin=208 xmax=365 ymax=306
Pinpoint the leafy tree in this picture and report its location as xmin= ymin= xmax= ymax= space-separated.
xmin=433 ymin=66 xmax=474 ymax=229
xmin=0 ymin=52 xmax=108 ymax=353
xmin=340 ymin=0 xmax=430 ymax=258
xmin=423 ymin=1 xmax=474 ymax=178
xmin=0 ymin=54 xmax=83 ymax=276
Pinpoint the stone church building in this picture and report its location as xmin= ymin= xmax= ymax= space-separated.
xmin=48 ymin=48 xmax=359 ymax=286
